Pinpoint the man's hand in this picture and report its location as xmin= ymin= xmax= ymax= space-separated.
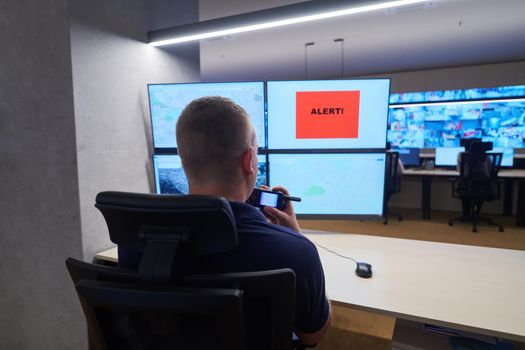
xmin=260 ymin=185 xmax=301 ymax=233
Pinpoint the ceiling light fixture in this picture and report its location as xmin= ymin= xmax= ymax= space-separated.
xmin=149 ymin=0 xmax=430 ymax=47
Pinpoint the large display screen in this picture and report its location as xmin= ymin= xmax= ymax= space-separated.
xmin=153 ymin=154 xmax=268 ymax=194
xmin=388 ymin=84 xmax=525 ymax=149
xmin=268 ymin=153 xmax=386 ymax=217
xmin=149 ymin=82 xmax=266 ymax=149
xmin=267 ymin=79 xmax=390 ymax=149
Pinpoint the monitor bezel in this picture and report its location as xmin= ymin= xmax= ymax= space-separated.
xmin=266 ymin=78 xmax=391 ymax=151
xmin=268 ymin=150 xmax=387 ymax=219
xmin=148 ymin=80 xmax=267 ymax=151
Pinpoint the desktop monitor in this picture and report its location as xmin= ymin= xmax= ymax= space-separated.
xmin=268 ymin=153 xmax=386 ymax=218
xmin=489 ymin=147 xmax=514 ymax=167
xmin=267 ymin=79 xmax=390 ymax=150
xmin=148 ymin=82 xmax=266 ymax=149
xmin=153 ymin=154 xmax=268 ymax=194
xmin=396 ymin=148 xmax=420 ymax=167
xmin=435 ymin=147 xmax=465 ymax=167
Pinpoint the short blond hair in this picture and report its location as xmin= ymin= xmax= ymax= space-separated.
xmin=176 ymin=96 xmax=255 ymax=184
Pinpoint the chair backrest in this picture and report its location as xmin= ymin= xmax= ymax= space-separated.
xmin=66 ymin=258 xmax=295 ymax=350
xmin=68 ymin=192 xmax=297 ymax=350
xmin=458 ymin=149 xmax=502 ymax=200
xmin=67 ymin=257 xmax=243 ymax=350
xmin=95 ymin=192 xmax=238 ymax=285
xmin=459 ymin=137 xmax=482 ymax=151
xmin=385 ymin=151 xmax=401 ymax=195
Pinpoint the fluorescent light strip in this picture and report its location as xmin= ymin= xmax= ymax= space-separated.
xmin=390 ymin=97 xmax=525 ymax=109
xmin=150 ymin=0 xmax=428 ymax=47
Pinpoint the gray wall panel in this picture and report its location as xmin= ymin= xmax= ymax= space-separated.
xmin=0 ymin=0 xmax=85 ymax=348
xmin=68 ymin=0 xmax=200 ymax=263
xmin=0 ymin=0 xmax=199 ymax=348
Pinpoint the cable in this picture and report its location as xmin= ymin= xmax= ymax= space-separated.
xmin=313 ymin=242 xmax=357 ymax=263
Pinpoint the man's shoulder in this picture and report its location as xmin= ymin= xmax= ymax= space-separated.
xmin=229 ymin=202 xmax=319 ymax=261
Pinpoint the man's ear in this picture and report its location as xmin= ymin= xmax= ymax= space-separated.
xmin=241 ymin=147 xmax=256 ymax=175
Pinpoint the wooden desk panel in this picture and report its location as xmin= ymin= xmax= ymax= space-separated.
xmin=303 ymin=230 xmax=525 ymax=342
xmin=95 ymin=231 xmax=525 ymax=342
xmin=401 ymin=168 xmax=525 ymax=223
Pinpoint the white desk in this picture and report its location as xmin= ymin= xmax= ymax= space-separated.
xmin=303 ymin=229 xmax=525 ymax=342
xmin=402 ymin=168 xmax=525 ymax=224
xmin=95 ymin=230 xmax=525 ymax=342
xmin=402 ymin=168 xmax=525 ymax=178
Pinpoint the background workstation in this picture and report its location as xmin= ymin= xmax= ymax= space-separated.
xmin=1 ymin=0 xmax=525 ymax=349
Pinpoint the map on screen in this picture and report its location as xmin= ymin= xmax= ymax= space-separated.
xmin=149 ymin=82 xmax=266 ymax=149
xmin=153 ymin=154 xmax=268 ymax=194
xmin=269 ymin=153 xmax=386 ymax=216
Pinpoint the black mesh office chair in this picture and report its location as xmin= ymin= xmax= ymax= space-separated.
xmin=66 ymin=192 xmax=298 ymax=350
xmin=384 ymin=151 xmax=403 ymax=224
xmin=449 ymin=142 xmax=504 ymax=232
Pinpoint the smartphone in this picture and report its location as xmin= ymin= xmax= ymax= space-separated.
xmin=247 ymin=188 xmax=287 ymax=210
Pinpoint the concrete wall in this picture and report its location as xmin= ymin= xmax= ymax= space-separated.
xmin=69 ymin=0 xmax=200 ymax=262
xmin=0 ymin=0 xmax=85 ymax=348
xmin=0 ymin=0 xmax=199 ymax=348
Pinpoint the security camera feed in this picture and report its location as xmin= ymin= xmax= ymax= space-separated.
xmin=387 ymin=85 xmax=525 ymax=149
xmin=389 ymin=85 xmax=525 ymax=104
xmin=268 ymin=153 xmax=386 ymax=216
xmin=153 ymin=154 xmax=268 ymax=194
xmin=267 ymin=79 xmax=390 ymax=149
xmin=149 ymin=82 xmax=266 ymax=149
xmin=153 ymin=155 xmax=188 ymax=194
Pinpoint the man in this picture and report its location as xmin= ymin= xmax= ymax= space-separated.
xmin=122 ymin=96 xmax=331 ymax=345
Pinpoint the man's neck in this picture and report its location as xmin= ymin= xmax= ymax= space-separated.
xmin=189 ymin=182 xmax=248 ymax=203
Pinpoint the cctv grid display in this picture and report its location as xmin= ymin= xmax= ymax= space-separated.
xmin=148 ymin=79 xmax=391 ymax=218
xmin=387 ymin=84 xmax=525 ymax=168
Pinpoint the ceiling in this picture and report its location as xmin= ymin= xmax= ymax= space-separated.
xmin=196 ymin=0 xmax=525 ymax=81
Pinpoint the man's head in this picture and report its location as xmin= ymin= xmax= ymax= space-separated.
xmin=176 ymin=96 xmax=258 ymax=200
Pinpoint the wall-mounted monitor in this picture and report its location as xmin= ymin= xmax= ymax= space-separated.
xmin=388 ymin=85 xmax=525 ymax=149
xmin=268 ymin=153 xmax=386 ymax=218
xmin=435 ymin=147 xmax=465 ymax=167
xmin=149 ymin=82 xmax=266 ymax=149
xmin=153 ymin=154 xmax=268 ymax=194
xmin=267 ymin=79 xmax=390 ymax=150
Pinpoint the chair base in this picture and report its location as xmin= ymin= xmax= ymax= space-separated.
xmin=448 ymin=215 xmax=504 ymax=233
xmin=383 ymin=210 xmax=403 ymax=225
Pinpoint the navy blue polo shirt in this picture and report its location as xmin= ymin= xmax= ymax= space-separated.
xmin=119 ymin=201 xmax=330 ymax=334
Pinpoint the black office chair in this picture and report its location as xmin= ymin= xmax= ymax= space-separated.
xmin=66 ymin=192 xmax=298 ymax=350
xmin=449 ymin=143 xmax=504 ymax=232
xmin=384 ymin=151 xmax=403 ymax=224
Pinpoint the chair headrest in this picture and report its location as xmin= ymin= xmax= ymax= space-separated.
xmin=469 ymin=141 xmax=493 ymax=154
xmin=95 ymin=191 xmax=238 ymax=256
